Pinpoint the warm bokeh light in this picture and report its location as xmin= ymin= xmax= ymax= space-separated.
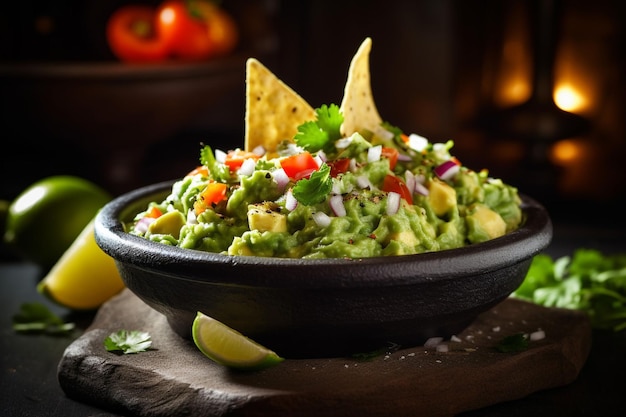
xmin=550 ymin=139 xmax=583 ymax=165
xmin=554 ymin=84 xmax=586 ymax=113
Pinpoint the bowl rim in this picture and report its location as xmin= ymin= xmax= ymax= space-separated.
xmin=95 ymin=180 xmax=553 ymax=289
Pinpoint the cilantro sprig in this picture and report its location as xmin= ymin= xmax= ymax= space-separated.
xmin=12 ymin=302 xmax=75 ymax=335
xmin=294 ymin=104 xmax=343 ymax=153
xmin=199 ymin=145 xmax=231 ymax=182
xmin=104 ymin=330 xmax=153 ymax=354
xmin=513 ymin=249 xmax=626 ymax=332
xmin=292 ymin=163 xmax=333 ymax=205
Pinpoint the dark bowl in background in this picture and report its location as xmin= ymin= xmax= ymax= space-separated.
xmin=0 ymin=57 xmax=247 ymax=194
xmin=95 ymin=180 xmax=552 ymax=358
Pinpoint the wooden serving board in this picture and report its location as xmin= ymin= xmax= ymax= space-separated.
xmin=58 ymin=289 xmax=591 ymax=417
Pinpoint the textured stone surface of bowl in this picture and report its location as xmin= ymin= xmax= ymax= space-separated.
xmin=95 ymin=180 xmax=553 ymax=358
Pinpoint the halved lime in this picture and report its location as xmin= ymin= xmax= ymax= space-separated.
xmin=192 ymin=312 xmax=284 ymax=371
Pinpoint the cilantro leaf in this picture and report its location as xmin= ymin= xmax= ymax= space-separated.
xmin=292 ymin=163 xmax=333 ymax=205
xmin=199 ymin=145 xmax=231 ymax=182
xmin=294 ymin=121 xmax=329 ymax=152
xmin=316 ymin=104 xmax=343 ymax=140
xmin=104 ymin=330 xmax=152 ymax=354
xmin=294 ymin=104 xmax=343 ymax=153
xmin=512 ymin=249 xmax=626 ymax=332
xmin=12 ymin=302 xmax=75 ymax=335
xmin=495 ymin=333 xmax=529 ymax=353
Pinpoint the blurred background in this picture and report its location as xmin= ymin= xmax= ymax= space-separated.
xmin=1 ymin=0 xmax=625 ymax=226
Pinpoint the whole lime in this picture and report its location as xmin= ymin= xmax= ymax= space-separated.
xmin=4 ymin=176 xmax=111 ymax=269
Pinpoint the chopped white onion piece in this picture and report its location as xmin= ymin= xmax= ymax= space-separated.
xmin=374 ymin=126 xmax=394 ymax=141
xmin=335 ymin=137 xmax=353 ymax=149
xmin=252 ymin=145 xmax=266 ymax=156
xmin=187 ymin=209 xmax=198 ymax=225
xmin=368 ymin=145 xmax=382 ymax=163
xmin=404 ymin=171 xmax=416 ymax=196
xmin=332 ymin=182 xmax=342 ymax=195
xmin=312 ymin=211 xmax=331 ymax=227
xmin=434 ymin=160 xmax=460 ymax=181
xmin=314 ymin=154 xmax=324 ymax=168
xmin=285 ymin=188 xmax=298 ymax=211
xmin=415 ymin=174 xmax=426 ymax=184
xmin=317 ymin=150 xmax=327 ymax=162
xmin=356 ymin=175 xmax=372 ymax=189
xmin=349 ymin=158 xmax=358 ymax=172
xmin=436 ymin=344 xmax=449 ymax=353
xmin=238 ymin=158 xmax=256 ymax=176
xmin=215 ymin=149 xmax=227 ymax=163
xmin=329 ymin=194 xmax=346 ymax=217
xmin=424 ymin=336 xmax=444 ymax=348
xmin=386 ymin=191 xmax=401 ymax=215
xmin=407 ymin=133 xmax=428 ymax=152
xmin=397 ymin=153 xmax=412 ymax=162
xmin=530 ymin=329 xmax=546 ymax=341
xmin=272 ymin=168 xmax=289 ymax=191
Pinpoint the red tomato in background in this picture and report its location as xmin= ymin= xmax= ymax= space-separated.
xmin=156 ymin=0 xmax=215 ymax=61
xmin=191 ymin=0 xmax=239 ymax=56
xmin=106 ymin=1 xmax=239 ymax=63
xmin=382 ymin=174 xmax=413 ymax=205
xmin=106 ymin=5 xmax=168 ymax=63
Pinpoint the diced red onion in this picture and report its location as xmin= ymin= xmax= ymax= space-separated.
xmin=134 ymin=217 xmax=154 ymax=234
xmin=312 ymin=211 xmax=331 ymax=227
xmin=317 ymin=150 xmax=328 ymax=162
xmin=215 ymin=149 xmax=227 ymax=163
xmin=434 ymin=160 xmax=460 ymax=180
xmin=238 ymin=158 xmax=256 ymax=176
xmin=386 ymin=191 xmax=401 ymax=215
xmin=285 ymin=188 xmax=298 ymax=211
xmin=414 ymin=182 xmax=430 ymax=196
xmin=368 ymin=145 xmax=382 ymax=163
xmin=329 ymin=194 xmax=346 ymax=217
xmin=272 ymin=168 xmax=289 ymax=191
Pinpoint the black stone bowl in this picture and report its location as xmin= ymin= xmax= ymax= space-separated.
xmin=95 ymin=180 xmax=552 ymax=358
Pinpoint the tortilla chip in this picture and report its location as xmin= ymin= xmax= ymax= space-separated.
xmin=244 ymin=58 xmax=316 ymax=153
xmin=339 ymin=37 xmax=383 ymax=137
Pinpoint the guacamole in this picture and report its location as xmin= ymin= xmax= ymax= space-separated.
xmin=128 ymin=105 xmax=522 ymax=259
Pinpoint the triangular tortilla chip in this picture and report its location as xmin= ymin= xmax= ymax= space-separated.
xmin=244 ymin=58 xmax=316 ymax=153
xmin=339 ymin=37 xmax=383 ymax=137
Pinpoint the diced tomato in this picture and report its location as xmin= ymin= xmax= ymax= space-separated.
xmin=280 ymin=152 xmax=319 ymax=179
xmin=145 ymin=206 xmax=163 ymax=219
xmin=327 ymin=158 xmax=351 ymax=177
xmin=400 ymin=133 xmax=410 ymax=143
xmin=186 ymin=166 xmax=209 ymax=177
xmin=193 ymin=181 xmax=228 ymax=215
xmin=223 ymin=149 xmax=260 ymax=172
xmin=382 ymin=174 xmax=413 ymax=205
xmin=381 ymin=147 xmax=399 ymax=170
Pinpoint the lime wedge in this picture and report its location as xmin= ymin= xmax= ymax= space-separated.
xmin=192 ymin=312 xmax=284 ymax=370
